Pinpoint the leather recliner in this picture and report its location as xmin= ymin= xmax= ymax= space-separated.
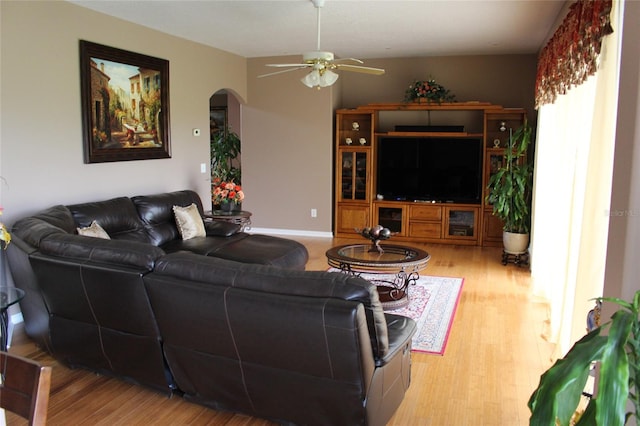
xmin=145 ymin=252 xmax=416 ymax=426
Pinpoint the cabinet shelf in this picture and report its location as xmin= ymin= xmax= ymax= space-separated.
xmin=378 ymin=131 xmax=483 ymax=138
xmin=361 ymin=102 xmax=502 ymax=111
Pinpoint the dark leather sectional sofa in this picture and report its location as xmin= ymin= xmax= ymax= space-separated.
xmin=8 ymin=190 xmax=417 ymax=425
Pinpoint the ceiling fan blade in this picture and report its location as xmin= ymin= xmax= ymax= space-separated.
xmin=258 ymin=66 xmax=309 ymax=78
xmin=265 ymin=63 xmax=311 ymax=68
xmin=332 ymin=58 xmax=364 ymax=65
xmin=258 ymin=1 xmax=384 ymax=87
xmin=335 ymin=64 xmax=386 ymax=75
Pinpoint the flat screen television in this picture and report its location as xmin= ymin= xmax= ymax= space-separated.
xmin=376 ymin=136 xmax=483 ymax=204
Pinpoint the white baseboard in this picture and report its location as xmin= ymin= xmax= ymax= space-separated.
xmin=248 ymin=227 xmax=334 ymax=239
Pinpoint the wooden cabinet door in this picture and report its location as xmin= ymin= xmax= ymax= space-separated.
xmin=483 ymin=212 xmax=504 ymax=245
xmin=336 ymin=204 xmax=370 ymax=235
xmin=338 ymin=150 xmax=369 ymax=202
xmin=374 ymin=204 xmax=406 ymax=236
xmin=444 ymin=207 xmax=479 ymax=242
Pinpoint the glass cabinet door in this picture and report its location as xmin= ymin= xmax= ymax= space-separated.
xmin=444 ymin=207 xmax=479 ymax=241
xmin=378 ymin=206 xmax=404 ymax=233
xmin=340 ymin=151 xmax=369 ymax=201
xmin=340 ymin=151 xmax=353 ymax=199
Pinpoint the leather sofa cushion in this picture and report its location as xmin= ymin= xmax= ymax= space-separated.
xmin=205 ymin=234 xmax=309 ymax=270
xmin=204 ymin=221 xmax=241 ymax=237
xmin=150 ymin=252 xmax=389 ymax=358
xmin=132 ymin=190 xmax=207 ymax=246
xmin=159 ymin=232 xmax=248 ymax=255
xmin=158 ymin=232 xmax=307 ymax=270
xmin=11 ymin=205 xmax=76 ymax=247
xmin=39 ymin=234 xmax=165 ymax=270
xmin=68 ymin=197 xmax=149 ymax=243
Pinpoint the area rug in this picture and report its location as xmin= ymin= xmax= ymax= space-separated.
xmin=330 ymin=269 xmax=463 ymax=355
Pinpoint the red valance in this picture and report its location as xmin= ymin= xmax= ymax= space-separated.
xmin=535 ymin=0 xmax=613 ymax=109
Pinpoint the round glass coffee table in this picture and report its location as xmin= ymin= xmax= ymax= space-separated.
xmin=326 ymin=244 xmax=430 ymax=309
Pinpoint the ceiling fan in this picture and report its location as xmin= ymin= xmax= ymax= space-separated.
xmin=258 ymin=0 xmax=385 ymax=89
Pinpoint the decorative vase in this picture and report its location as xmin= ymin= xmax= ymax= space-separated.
xmin=220 ymin=202 xmax=239 ymax=212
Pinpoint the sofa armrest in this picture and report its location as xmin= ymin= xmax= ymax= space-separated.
xmin=376 ymin=313 xmax=417 ymax=367
xmin=38 ymin=234 xmax=165 ymax=270
xmin=204 ymin=220 xmax=241 ymax=237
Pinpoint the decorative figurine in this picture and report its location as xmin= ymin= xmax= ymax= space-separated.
xmin=356 ymin=225 xmax=392 ymax=253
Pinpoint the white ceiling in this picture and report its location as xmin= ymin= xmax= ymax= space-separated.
xmin=69 ymin=0 xmax=566 ymax=60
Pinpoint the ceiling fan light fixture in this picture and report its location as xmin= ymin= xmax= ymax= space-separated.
xmin=301 ymin=69 xmax=321 ymax=88
xmin=261 ymin=0 xmax=385 ymax=85
xmin=319 ymin=69 xmax=339 ymax=87
xmin=301 ymin=68 xmax=339 ymax=89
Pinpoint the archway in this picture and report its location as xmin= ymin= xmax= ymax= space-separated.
xmin=210 ymin=89 xmax=242 ymax=183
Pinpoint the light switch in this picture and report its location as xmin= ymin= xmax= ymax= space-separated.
xmin=200 ymin=163 xmax=206 ymax=173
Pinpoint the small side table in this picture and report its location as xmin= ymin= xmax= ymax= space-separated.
xmin=0 ymin=287 xmax=25 ymax=351
xmin=204 ymin=210 xmax=252 ymax=231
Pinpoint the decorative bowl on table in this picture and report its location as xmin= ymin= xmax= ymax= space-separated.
xmin=355 ymin=225 xmax=393 ymax=253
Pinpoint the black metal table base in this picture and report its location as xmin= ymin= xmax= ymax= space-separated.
xmin=502 ymin=250 xmax=530 ymax=267
xmin=337 ymin=263 xmax=419 ymax=309
xmin=0 ymin=309 xmax=9 ymax=351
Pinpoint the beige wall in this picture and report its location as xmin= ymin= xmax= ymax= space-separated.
xmin=244 ymin=56 xmax=339 ymax=235
xmin=245 ymin=54 xmax=537 ymax=234
xmin=339 ymin=55 xmax=538 ymax=114
xmin=0 ymin=1 xmax=247 ymax=224
xmin=0 ymin=1 xmax=539 ymax=238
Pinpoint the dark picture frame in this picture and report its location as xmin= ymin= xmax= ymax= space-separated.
xmin=209 ymin=107 xmax=227 ymax=140
xmin=79 ymin=40 xmax=171 ymax=163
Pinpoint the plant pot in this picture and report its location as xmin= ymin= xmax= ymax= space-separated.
xmin=503 ymin=231 xmax=529 ymax=254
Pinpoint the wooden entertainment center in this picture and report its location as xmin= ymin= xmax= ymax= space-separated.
xmin=334 ymin=102 xmax=527 ymax=247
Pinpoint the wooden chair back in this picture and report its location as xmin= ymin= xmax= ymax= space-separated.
xmin=0 ymin=351 xmax=52 ymax=425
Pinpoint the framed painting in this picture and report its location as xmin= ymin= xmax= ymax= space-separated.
xmin=210 ymin=107 xmax=227 ymax=140
xmin=79 ymin=40 xmax=171 ymax=163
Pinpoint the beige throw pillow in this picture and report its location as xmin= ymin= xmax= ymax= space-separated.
xmin=77 ymin=220 xmax=111 ymax=239
xmin=173 ymin=203 xmax=206 ymax=240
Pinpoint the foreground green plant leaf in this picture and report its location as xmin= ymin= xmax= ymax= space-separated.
xmin=528 ymin=329 xmax=606 ymax=425
xmin=529 ymin=292 xmax=639 ymax=426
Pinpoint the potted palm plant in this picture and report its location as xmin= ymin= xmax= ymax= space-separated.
xmin=210 ymin=126 xmax=241 ymax=184
xmin=485 ymin=123 xmax=533 ymax=255
xmin=528 ymin=291 xmax=639 ymax=426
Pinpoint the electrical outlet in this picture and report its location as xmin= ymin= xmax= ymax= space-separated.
xmin=311 ymin=208 xmax=317 ymax=218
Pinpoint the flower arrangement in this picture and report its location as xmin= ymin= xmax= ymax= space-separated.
xmin=404 ymin=78 xmax=455 ymax=103
xmin=0 ymin=176 xmax=10 ymax=249
xmin=212 ymin=178 xmax=244 ymax=205
xmin=0 ymin=206 xmax=10 ymax=249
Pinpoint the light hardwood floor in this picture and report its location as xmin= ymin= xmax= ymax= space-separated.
xmin=7 ymin=237 xmax=555 ymax=425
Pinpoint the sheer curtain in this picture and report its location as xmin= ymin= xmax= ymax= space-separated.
xmin=531 ymin=0 xmax=623 ymax=356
